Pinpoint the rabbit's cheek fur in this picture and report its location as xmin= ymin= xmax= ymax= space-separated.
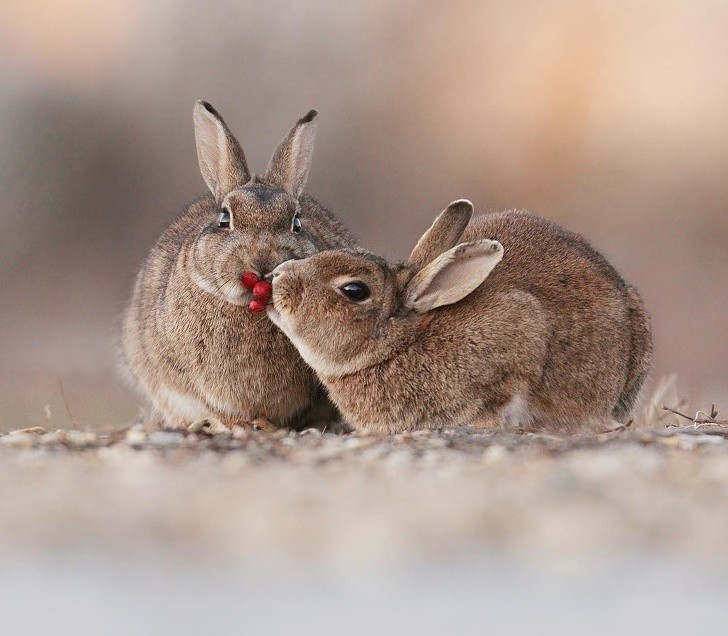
xmin=270 ymin=251 xmax=406 ymax=378
xmin=274 ymin=292 xmax=388 ymax=379
xmin=188 ymin=233 xmax=247 ymax=305
xmin=190 ymin=227 xmax=316 ymax=306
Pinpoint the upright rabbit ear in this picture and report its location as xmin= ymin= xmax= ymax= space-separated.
xmin=407 ymin=200 xmax=474 ymax=270
xmin=193 ymin=101 xmax=250 ymax=203
xmin=404 ymin=239 xmax=504 ymax=313
xmin=264 ymin=110 xmax=318 ymax=197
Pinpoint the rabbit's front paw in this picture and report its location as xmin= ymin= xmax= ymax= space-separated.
xmin=234 ymin=418 xmax=279 ymax=432
xmin=187 ymin=418 xmax=230 ymax=435
xmin=188 ymin=416 xmax=279 ymax=435
xmin=249 ymin=418 xmax=278 ymax=432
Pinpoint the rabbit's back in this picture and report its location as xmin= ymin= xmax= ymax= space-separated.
xmin=269 ymin=205 xmax=651 ymax=433
xmin=463 ymin=210 xmax=629 ymax=304
xmin=457 ymin=210 xmax=652 ymax=426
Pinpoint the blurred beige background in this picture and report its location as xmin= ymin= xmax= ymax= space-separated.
xmin=0 ymin=0 xmax=726 ymax=430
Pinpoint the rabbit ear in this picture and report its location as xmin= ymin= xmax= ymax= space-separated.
xmin=264 ymin=110 xmax=318 ymax=197
xmin=404 ymin=239 xmax=503 ymax=313
xmin=407 ymin=200 xmax=474 ymax=270
xmin=193 ymin=101 xmax=250 ymax=203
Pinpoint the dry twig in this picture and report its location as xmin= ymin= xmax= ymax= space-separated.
xmin=599 ymin=419 xmax=634 ymax=435
xmin=663 ymin=404 xmax=728 ymax=428
xmin=56 ymin=373 xmax=80 ymax=431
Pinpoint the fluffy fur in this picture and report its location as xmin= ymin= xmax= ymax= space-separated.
xmin=268 ymin=201 xmax=653 ymax=433
xmin=121 ymin=102 xmax=355 ymax=430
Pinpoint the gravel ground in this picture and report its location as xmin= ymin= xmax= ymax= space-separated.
xmin=3 ymin=422 xmax=728 ymax=562
xmin=2 ymin=422 xmax=728 ymax=634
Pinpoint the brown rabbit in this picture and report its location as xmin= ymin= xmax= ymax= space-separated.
xmin=267 ymin=200 xmax=653 ymax=433
xmin=121 ymin=101 xmax=355 ymax=431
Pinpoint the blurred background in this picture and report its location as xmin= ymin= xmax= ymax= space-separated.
xmin=1 ymin=0 xmax=726 ymax=430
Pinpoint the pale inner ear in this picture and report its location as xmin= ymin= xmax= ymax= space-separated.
xmin=405 ymin=240 xmax=503 ymax=313
xmin=193 ymin=102 xmax=250 ymax=203
xmin=265 ymin=110 xmax=318 ymax=197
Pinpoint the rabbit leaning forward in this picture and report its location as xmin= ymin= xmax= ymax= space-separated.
xmin=267 ymin=200 xmax=653 ymax=434
xmin=121 ymin=102 xmax=355 ymax=431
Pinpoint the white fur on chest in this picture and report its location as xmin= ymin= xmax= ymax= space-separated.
xmin=272 ymin=317 xmax=369 ymax=379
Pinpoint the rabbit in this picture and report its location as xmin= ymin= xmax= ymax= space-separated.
xmin=266 ymin=199 xmax=653 ymax=434
xmin=121 ymin=101 xmax=356 ymax=431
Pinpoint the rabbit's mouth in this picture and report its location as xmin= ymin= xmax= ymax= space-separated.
xmin=265 ymin=294 xmax=294 ymax=338
xmin=267 ymin=285 xmax=291 ymax=324
xmin=266 ymin=276 xmax=301 ymax=333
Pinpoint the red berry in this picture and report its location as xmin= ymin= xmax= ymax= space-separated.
xmin=252 ymin=280 xmax=273 ymax=300
xmin=249 ymin=299 xmax=268 ymax=313
xmin=241 ymin=271 xmax=259 ymax=289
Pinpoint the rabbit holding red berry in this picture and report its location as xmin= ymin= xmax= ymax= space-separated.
xmin=121 ymin=101 xmax=355 ymax=430
xmin=268 ymin=200 xmax=652 ymax=433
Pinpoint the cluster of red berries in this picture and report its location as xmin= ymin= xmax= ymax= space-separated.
xmin=242 ymin=271 xmax=273 ymax=313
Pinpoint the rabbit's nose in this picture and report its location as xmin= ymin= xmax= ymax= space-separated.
xmin=269 ymin=259 xmax=296 ymax=280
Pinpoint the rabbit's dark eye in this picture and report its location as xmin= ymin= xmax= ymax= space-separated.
xmin=218 ymin=209 xmax=232 ymax=229
xmin=339 ymin=281 xmax=370 ymax=302
xmin=291 ymin=212 xmax=302 ymax=233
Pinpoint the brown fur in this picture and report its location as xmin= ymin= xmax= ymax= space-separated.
xmin=121 ymin=102 xmax=355 ymax=430
xmin=268 ymin=202 xmax=653 ymax=433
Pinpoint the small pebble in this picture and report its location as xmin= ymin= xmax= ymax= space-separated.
xmin=39 ymin=431 xmax=67 ymax=446
xmin=384 ymin=450 xmax=414 ymax=468
xmin=419 ymin=450 xmax=443 ymax=466
xmin=423 ymin=437 xmax=449 ymax=449
xmin=187 ymin=419 xmax=230 ymax=435
xmin=231 ymin=425 xmax=251 ymax=441
xmin=690 ymin=434 xmax=725 ymax=446
xmin=64 ymin=431 xmax=96 ymax=448
xmin=482 ymin=444 xmax=509 ymax=464
xmin=0 ymin=433 xmax=35 ymax=448
xmin=125 ymin=427 xmax=147 ymax=446
xmin=147 ymin=431 xmax=184 ymax=448
xmin=343 ymin=437 xmax=375 ymax=450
